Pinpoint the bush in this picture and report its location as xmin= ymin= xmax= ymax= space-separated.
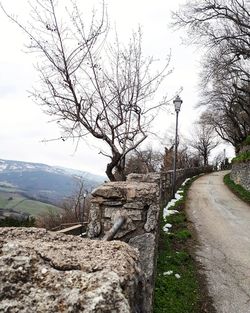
xmin=0 ymin=217 xmax=35 ymax=227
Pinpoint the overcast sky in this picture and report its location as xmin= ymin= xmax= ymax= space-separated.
xmin=0 ymin=0 xmax=234 ymax=175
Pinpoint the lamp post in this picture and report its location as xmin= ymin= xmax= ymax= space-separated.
xmin=172 ymin=95 xmax=183 ymax=198
xmin=80 ymin=192 xmax=87 ymax=236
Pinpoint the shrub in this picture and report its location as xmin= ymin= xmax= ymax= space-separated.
xmin=0 ymin=217 xmax=35 ymax=227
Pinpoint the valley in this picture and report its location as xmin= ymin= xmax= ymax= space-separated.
xmin=0 ymin=185 xmax=62 ymax=220
xmin=0 ymin=159 xmax=105 ymax=220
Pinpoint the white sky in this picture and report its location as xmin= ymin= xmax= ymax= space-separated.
xmin=0 ymin=0 xmax=234 ymax=175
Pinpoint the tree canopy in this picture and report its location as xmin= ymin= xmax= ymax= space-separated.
xmin=173 ymin=0 xmax=250 ymax=152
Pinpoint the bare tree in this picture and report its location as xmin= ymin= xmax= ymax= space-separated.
xmin=213 ymin=150 xmax=230 ymax=170
xmin=189 ymin=122 xmax=219 ymax=166
xmin=162 ymin=143 xmax=202 ymax=170
xmin=172 ymin=0 xmax=250 ymax=152
xmin=124 ymin=147 xmax=163 ymax=175
xmin=200 ymin=79 xmax=250 ymax=153
xmin=63 ymin=179 xmax=89 ymax=222
xmin=172 ymin=0 xmax=250 ymax=61
xmin=1 ymin=0 xmax=171 ymax=181
xmin=36 ymin=179 xmax=90 ymax=230
xmin=161 ymin=130 xmax=201 ymax=170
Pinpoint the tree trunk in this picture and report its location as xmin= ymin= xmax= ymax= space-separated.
xmin=106 ymin=163 xmax=116 ymax=181
xmin=105 ymin=153 xmax=126 ymax=181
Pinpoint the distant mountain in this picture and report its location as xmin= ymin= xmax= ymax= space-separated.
xmin=0 ymin=159 xmax=105 ymax=204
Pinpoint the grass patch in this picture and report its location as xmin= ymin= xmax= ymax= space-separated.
xmin=166 ymin=212 xmax=186 ymax=225
xmin=12 ymin=199 xmax=62 ymax=216
xmin=175 ymin=229 xmax=192 ymax=241
xmin=154 ymin=176 xmax=201 ymax=313
xmin=224 ymin=173 xmax=250 ymax=204
xmin=0 ymin=191 xmax=62 ymax=216
xmin=231 ymin=151 xmax=250 ymax=163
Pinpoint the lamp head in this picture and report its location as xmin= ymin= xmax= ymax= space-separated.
xmin=173 ymin=95 xmax=183 ymax=112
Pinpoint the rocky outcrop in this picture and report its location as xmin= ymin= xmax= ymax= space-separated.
xmin=0 ymin=228 xmax=143 ymax=313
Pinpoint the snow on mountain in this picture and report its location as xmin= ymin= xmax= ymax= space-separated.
xmin=0 ymin=159 xmax=105 ymax=180
xmin=0 ymin=159 xmax=105 ymax=204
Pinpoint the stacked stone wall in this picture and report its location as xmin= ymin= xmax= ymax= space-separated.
xmin=230 ymin=161 xmax=250 ymax=191
xmin=230 ymin=145 xmax=250 ymax=191
xmin=87 ymin=173 xmax=161 ymax=312
xmin=87 ymin=167 xmax=210 ymax=312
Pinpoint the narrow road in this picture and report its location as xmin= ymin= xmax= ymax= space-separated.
xmin=186 ymin=171 xmax=250 ymax=313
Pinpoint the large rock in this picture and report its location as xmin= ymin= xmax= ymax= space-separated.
xmin=0 ymin=228 xmax=143 ymax=313
xmin=87 ymin=203 xmax=102 ymax=238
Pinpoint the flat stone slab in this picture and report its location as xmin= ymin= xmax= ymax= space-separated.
xmin=0 ymin=228 xmax=140 ymax=313
xmin=92 ymin=181 xmax=158 ymax=202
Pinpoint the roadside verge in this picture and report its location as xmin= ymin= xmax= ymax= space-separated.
xmin=224 ymin=173 xmax=250 ymax=205
xmin=153 ymin=175 xmax=216 ymax=313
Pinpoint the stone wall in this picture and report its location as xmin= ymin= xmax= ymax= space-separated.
xmin=87 ymin=172 xmax=160 ymax=312
xmin=0 ymin=228 xmax=144 ymax=313
xmin=159 ymin=167 xmax=210 ymax=205
xmin=230 ymin=161 xmax=250 ymax=191
xmin=240 ymin=144 xmax=250 ymax=153
xmin=86 ymin=167 xmax=210 ymax=312
xmin=230 ymin=145 xmax=250 ymax=191
xmin=0 ymin=168 xmax=209 ymax=313
xmin=87 ymin=173 xmax=160 ymax=240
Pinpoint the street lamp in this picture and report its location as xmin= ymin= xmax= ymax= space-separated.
xmin=172 ymin=95 xmax=183 ymax=198
xmin=80 ymin=192 xmax=87 ymax=236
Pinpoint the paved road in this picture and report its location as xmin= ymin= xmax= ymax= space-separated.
xmin=186 ymin=171 xmax=250 ymax=313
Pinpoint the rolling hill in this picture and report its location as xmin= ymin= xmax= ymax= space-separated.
xmin=0 ymin=159 xmax=105 ymax=205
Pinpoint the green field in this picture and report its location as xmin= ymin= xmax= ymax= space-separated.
xmin=0 ymin=191 xmax=62 ymax=217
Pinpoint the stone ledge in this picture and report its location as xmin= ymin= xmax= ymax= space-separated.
xmin=0 ymin=228 xmax=142 ymax=313
xmin=92 ymin=181 xmax=159 ymax=202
